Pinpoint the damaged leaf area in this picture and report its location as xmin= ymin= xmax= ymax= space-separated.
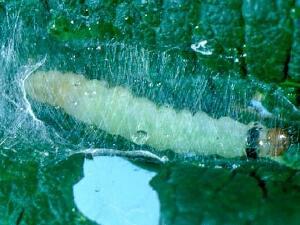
xmin=0 ymin=153 xmax=96 ymax=225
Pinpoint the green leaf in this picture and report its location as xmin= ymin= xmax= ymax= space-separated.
xmin=242 ymin=0 xmax=293 ymax=82
xmin=289 ymin=0 xmax=300 ymax=81
xmin=192 ymin=0 xmax=244 ymax=74
xmin=151 ymin=161 xmax=300 ymax=225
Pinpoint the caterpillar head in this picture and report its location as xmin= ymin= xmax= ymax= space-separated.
xmin=266 ymin=128 xmax=290 ymax=156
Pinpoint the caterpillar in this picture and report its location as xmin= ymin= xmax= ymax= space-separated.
xmin=24 ymin=71 xmax=290 ymax=159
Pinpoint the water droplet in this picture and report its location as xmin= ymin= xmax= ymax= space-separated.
xmin=131 ymin=130 xmax=149 ymax=145
xmin=70 ymin=20 xmax=74 ymax=24
xmin=232 ymin=164 xmax=239 ymax=169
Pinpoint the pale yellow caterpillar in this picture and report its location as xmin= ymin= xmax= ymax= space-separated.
xmin=24 ymin=71 xmax=290 ymax=158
